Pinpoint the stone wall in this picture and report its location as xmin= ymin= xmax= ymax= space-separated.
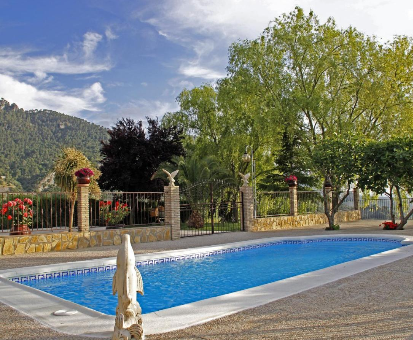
xmin=252 ymin=210 xmax=361 ymax=232
xmin=0 ymin=226 xmax=171 ymax=256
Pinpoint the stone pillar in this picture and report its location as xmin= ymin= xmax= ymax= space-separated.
xmin=289 ymin=185 xmax=298 ymax=216
xmin=240 ymin=186 xmax=254 ymax=231
xmin=353 ymin=187 xmax=360 ymax=210
xmin=164 ymin=186 xmax=180 ymax=240
xmin=77 ymin=182 xmax=90 ymax=232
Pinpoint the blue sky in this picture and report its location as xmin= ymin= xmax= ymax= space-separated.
xmin=1 ymin=0 xmax=412 ymax=127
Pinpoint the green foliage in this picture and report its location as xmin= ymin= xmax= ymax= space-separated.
xmin=358 ymin=137 xmax=413 ymax=228
xmin=312 ymin=136 xmax=362 ymax=228
xmin=53 ymin=147 xmax=101 ymax=196
xmin=358 ymin=138 xmax=413 ymax=195
xmin=99 ymin=201 xmax=130 ymax=226
xmin=176 ymin=154 xmax=232 ymax=190
xmin=326 ymin=224 xmax=340 ymax=230
xmin=0 ymin=98 xmax=108 ymax=191
xmin=164 ymin=8 xmax=413 ymax=191
xmin=312 ymin=136 xmax=362 ymax=190
xmin=52 ymin=147 xmax=101 ymax=231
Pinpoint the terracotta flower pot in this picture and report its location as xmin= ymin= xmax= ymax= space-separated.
xmin=287 ymin=180 xmax=297 ymax=187
xmin=10 ymin=224 xmax=31 ymax=235
xmin=77 ymin=176 xmax=91 ymax=184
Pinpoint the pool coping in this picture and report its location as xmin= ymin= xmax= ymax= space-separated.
xmin=1 ymin=234 xmax=413 ymax=337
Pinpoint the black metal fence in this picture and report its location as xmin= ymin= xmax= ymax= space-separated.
xmin=0 ymin=192 xmax=72 ymax=233
xmin=180 ymin=180 xmax=243 ymax=237
xmin=360 ymin=197 xmax=413 ymax=220
xmin=256 ymin=191 xmax=290 ymax=217
xmin=1 ymin=191 xmax=164 ymax=233
xmin=256 ymin=190 xmax=356 ymax=218
xmin=90 ymin=192 xmax=164 ymax=227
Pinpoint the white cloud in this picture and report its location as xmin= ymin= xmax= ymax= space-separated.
xmin=178 ymin=63 xmax=225 ymax=80
xmin=117 ymin=99 xmax=179 ymax=122
xmin=0 ymin=49 xmax=111 ymax=76
xmin=105 ymin=27 xmax=118 ymax=40
xmin=82 ymin=82 xmax=106 ymax=104
xmin=0 ymin=74 xmax=106 ymax=116
xmin=26 ymin=71 xmax=54 ymax=85
xmin=83 ymin=32 xmax=103 ymax=59
xmin=141 ymin=82 xmax=148 ymax=87
xmin=140 ymin=0 xmax=413 ymax=85
xmin=142 ymin=0 xmax=413 ymax=43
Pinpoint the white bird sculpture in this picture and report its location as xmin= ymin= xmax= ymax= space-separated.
xmin=112 ymin=234 xmax=144 ymax=340
xmin=239 ymin=172 xmax=251 ymax=187
xmin=162 ymin=169 xmax=179 ymax=187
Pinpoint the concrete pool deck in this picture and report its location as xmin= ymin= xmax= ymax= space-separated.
xmin=1 ymin=219 xmax=413 ymax=339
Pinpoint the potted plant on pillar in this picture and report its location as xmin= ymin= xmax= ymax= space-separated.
xmin=285 ymin=175 xmax=298 ymax=187
xmin=75 ymin=167 xmax=95 ymax=184
xmin=2 ymin=198 xmax=33 ymax=235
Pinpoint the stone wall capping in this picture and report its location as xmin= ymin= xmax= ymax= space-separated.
xmin=252 ymin=210 xmax=361 ymax=232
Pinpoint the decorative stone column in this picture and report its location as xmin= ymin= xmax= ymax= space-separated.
xmin=289 ymin=185 xmax=298 ymax=216
xmin=353 ymin=187 xmax=360 ymax=211
xmin=77 ymin=181 xmax=90 ymax=232
xmin=240 ymin=185 xmax=254 ymax=231
xmin=164 ymin=185 xmax=180 ymax=240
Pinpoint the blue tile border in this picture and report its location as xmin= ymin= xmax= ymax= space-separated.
xmin=8 ymin=237 xmax=402 ymax=283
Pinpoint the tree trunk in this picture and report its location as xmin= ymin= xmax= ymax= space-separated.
xmin=326 ymin=211 xmax=336 ymax=229
xmin=388 ymin=186 xmax=396 ymax=223
xmin=395 ymin=186 xmax=409 ymax=230
xmin=323 ymin=188 xmax=335 ymax=229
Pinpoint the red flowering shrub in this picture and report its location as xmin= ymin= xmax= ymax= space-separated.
xmin=1 ymin=198 xmax=33 ymax=226
xmin=99 ymin=200 xmax=130 ymax=225
xmin=381 ymin=221 xmax=398 ymax=230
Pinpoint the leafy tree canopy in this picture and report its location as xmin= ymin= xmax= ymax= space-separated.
xmin=358 ymin=138 xmax=413 ymax=228
xmin=164 ymin=7 xmax=413 ymax=191
xmin=99 ymin=117 xmax=185 ymax=192
xmin=52 ymin=147 xmax=101 ymax=231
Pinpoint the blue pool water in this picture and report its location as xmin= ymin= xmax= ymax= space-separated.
xmin=22 ymin=239 xmax=402 ymax=315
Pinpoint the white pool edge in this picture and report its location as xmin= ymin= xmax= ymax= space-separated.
xmin=1 ymin=234 xmax=413 ymax=337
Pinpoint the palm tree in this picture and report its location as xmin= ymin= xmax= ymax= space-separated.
xmin=52 ymin=147 xmax=100 ymax=231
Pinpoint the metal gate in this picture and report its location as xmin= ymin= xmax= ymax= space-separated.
xmin=180 ymin=180 xmax=243 ymax=237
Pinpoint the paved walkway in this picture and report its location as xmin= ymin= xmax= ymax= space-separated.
xmin=1 ymin=220 xmax=413 ymax=339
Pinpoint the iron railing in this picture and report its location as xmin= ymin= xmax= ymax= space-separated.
xmin=0 ymin=192 xmax=72 ymax=233
xmin=360 ymin=197 xmax=413 ymax=220
xmin=180 ymin=198 xmax=242 ymax=237
xmin=256 ymin=191 xmax=290 ymax=217
xmin=90 ymin=192 xmax=164 ymax=227
xmin=256 ymin=190 xmax=356 ymax=218
xmin=1 ymin=191 xmax=165 ymax=233
xmin=297 ymin=191 xmax=324 ymax=214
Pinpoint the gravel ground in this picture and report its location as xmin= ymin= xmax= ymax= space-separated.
xmin=1 ymin=220 xmax=413 ymax=340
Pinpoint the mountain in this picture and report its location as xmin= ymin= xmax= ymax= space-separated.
xmin=0 ymin=98 xmax=109 ymax=191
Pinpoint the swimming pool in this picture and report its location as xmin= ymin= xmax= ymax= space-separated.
xmin=22 ymin=237 xmax=402 ymax=315
xmin=1 ymin=234 xmax=413 ymax=337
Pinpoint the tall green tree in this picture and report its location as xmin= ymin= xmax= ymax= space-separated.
xmin=163 ymin=85 xmax=277 ymax=189
xmin=226 ymin=7 xmax=413 ymax=147
xmin=358 ymin=138 xmax=413 ymax=229
xmin=312 ymin=137 xmax=361 ymax=229
xmin=52 ymin=147 xmax=100 ymax=231
xmin=99 ymin=118 xmax=185 ymax=192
